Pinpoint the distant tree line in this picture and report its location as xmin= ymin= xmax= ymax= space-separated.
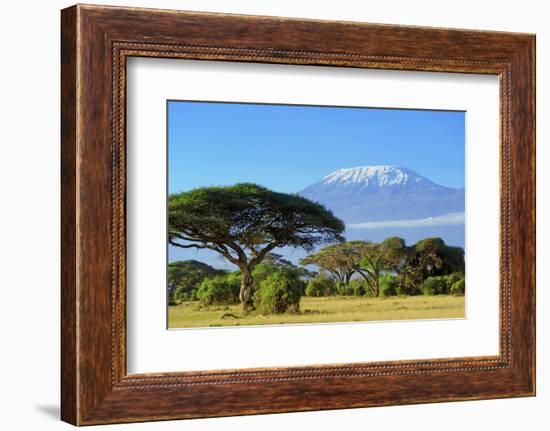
xmin=168 ymin=237 xmax=465 ymax=315
xmin=300 ymin=237 xmax=464 ymax=298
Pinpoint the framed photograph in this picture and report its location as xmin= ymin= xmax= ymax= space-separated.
xmin=61 ymin=4 xmax=535 ymax=425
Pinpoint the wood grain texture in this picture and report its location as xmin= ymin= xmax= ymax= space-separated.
xmin=60 ymin=4 xmax=535 ymax=425
xmin=60 ymin=6 xmax=78 ymax=425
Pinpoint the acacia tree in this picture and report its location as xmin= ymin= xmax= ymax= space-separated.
xmin=168 ymin=183 xmax=344 ymax=312
xmin=352 ymin=241 xmax=385 ymax=297
xmin=395 ymin=237 xmax=464 ymax=294
xmin=409 ymin=238 xmax=464 ymax=279
xmin=353 ymin=238 xmax=409 ymax=296
xmin=300 ymin=242 xmax=358 ymax=287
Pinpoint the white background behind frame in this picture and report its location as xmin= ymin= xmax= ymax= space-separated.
xmin=126 ymin=57 xmax=500 ymax=374
xmin=1 ymin=0 xmax=546 ymax=430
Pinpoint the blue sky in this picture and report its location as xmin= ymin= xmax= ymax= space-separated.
xmin=168 ymin=101 xmax=465 ymax=194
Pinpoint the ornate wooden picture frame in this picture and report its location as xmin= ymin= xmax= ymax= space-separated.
xmin=61 ymin=4 xmax=535 ymax=425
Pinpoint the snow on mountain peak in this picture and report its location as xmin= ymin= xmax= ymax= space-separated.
xmin=322 ymin=165 xmax=425 ymax=188
xmin=299 ymin=165 xmax=464 ymax=225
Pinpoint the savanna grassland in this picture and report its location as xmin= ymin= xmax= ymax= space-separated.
xmin=168 ymin=295 xmax=465 ymax=328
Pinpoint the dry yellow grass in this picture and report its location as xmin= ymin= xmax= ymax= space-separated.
xmin=168 ymin=295 xmax=465 ymax=329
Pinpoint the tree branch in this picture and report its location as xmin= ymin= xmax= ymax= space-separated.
xmin=168 ymin=239 xmax=209 ymax=250
xmin=249 ymin=241 xmax=279 ymax=269
xmin=356 ymin=268 xmax=375 ymax=289
xmin=169 ymin=237 xmax=242 ymax=266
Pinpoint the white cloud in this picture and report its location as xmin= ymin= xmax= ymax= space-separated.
xmin=347 ymin=212 xmax=465 ymax=229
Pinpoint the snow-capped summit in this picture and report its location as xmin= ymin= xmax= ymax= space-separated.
xmin=299 ymin=165 xmax=464 ymax=224
xmin=322 ymin=165 xmax=435 ymax=189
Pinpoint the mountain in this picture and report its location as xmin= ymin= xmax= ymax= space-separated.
xmin=299 ymin=165 xmax=464 ymax=224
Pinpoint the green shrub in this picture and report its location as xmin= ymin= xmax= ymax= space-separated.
xmin=445 ymin=272 xmax=463 ymax=287
xmin=399 ymin=278 xmax=422 ymax=296
xmin=253 ymin=263 xmax=308 ymax=295
xmin=253 ymin=269 xmax=303 ymax=314
xmin=332 ymin=281 xmax=350 ymax=296
xmin=168 ymin=260 xmax=227 ymax=303
xmin=334 ymin=281 xmax=346 ymax=296
xmin=420 ymin=276 xmax=448 ymax=295
xmin=172 ymin=285 xmax=194 ymax=302
xmin=349 ymin=279 xmax=368 ymax=296
xmin=252 ymin=264 xmax=275 ymax=287
xmin=379 ymin=274 xmax=400 ymax=297
xmin=331 ymin=279 xmax=371 ymax=297
xmin=420 ymin=273 xmax=464 ymax=296
xmin=305 ymin=276 xmax=335 ymax=297
xmin=450 ymin=278 xmax=465 ymax=295
xmin=196 ymin=273 xmax=241 ymax=306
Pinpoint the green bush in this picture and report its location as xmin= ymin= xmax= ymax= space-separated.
xmin=349 ymin=279 xmax=368 ymax=296
xmin=450 ymin=278 xmax=465 ymax=295
xmin=253 ymin=269 xmax=303 ymax=314
xmin=252 ymin=263 xmax=275 ymax=287
xmin=444 ymin=272 xmax=463 ymax=287
xmin=331 ymin=279 xmax=370 ymax=297
xmin=305 ymin=276 xmax=335 ymax=297
xmin=168 ymin=260 xmax=227 ymax=303
xmin=420 ymin=273 xmax=465 ymax=296
xmin=172 ymin=285 xmax=196 ymax=302
xmin=331 ymin=281 xmax=352 ymax=296
xmin=196 ymin=273 xmax=241 ymax=306
xmin=420 ymin=276 xmax=448 ymax=295
xmin=379 ymin=274 xmax=400 ymax=297
xmin=333 ymin=281 xmax=347 ymax=296
xmin=253 ymin=263 xmax=308 ymax=295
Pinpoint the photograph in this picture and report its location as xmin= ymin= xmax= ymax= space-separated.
xmin=167 ymin=101 xmax=466 ymax=328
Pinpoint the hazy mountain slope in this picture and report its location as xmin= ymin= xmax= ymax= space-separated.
xmin=299 ymin=165 xmax=464 ymax=224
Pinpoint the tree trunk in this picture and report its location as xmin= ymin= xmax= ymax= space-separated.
xmin=239 ymin=266 xmax=254 ymax=314
xmin=357 ymin=270 xmax=375 ymax=296
xmin=345 ymin=272 xmax=352 ymax=286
